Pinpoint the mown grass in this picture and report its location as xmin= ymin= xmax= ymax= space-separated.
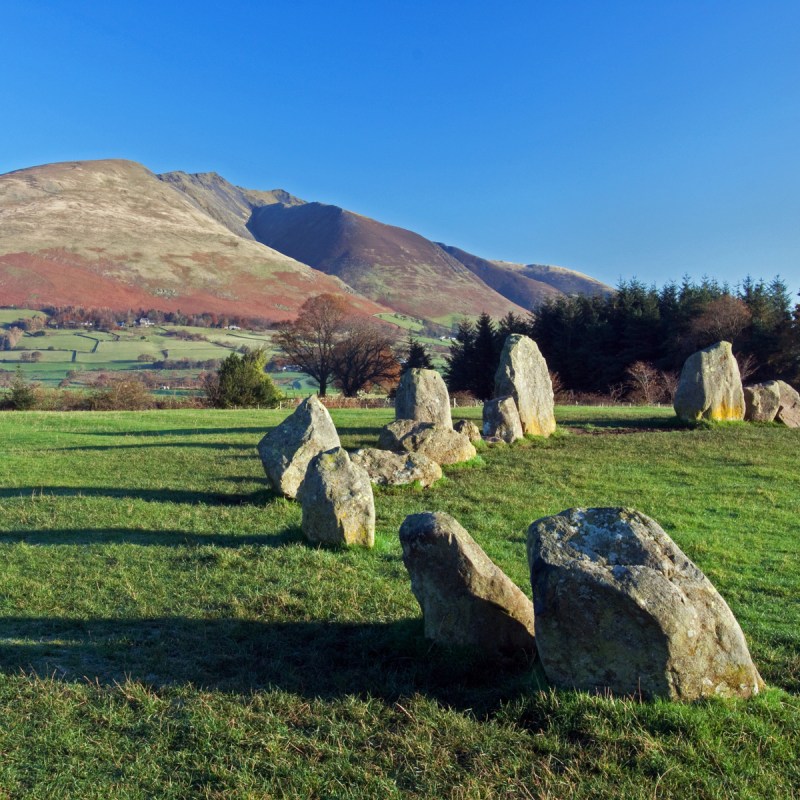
xmin=0 ymin=406 xmax=798 ymax=798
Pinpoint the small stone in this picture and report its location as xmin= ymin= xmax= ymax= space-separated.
xmin=379 ymin=420 xmax=476 ymax=465
xmin=399 ymin=512 xmax=536 ymax=655
xmin=674 ymin=341 xmax=745 ymax=422
xmin=395 ymin=368 xmax=453 ymax=428
xmin=744 ymin=381 xmax=781 ymax=422
xmin=482 ymin=396 xmax=524 ymax=443
xmin=350 ymin=448 xmax=442 ymax=487
xmin=774 ymin=380 xmax=800 ymax=428
xmin=454 ymin=419 xmax=482 ymax=442
xmin=257 ymin=396 xmax=340 ymax=499
xmin=297 ymin=447 xmax=375 ymax=547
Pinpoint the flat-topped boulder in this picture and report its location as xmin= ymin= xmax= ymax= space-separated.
xmin=395 ymin=368 xmax=452 ymax=428
xmin=454 ymin=419 xmax=482 ymax=442
xmin=257 ymin=395 xmax=340 ymax=499
xmin=350 ymin=448 xmax=442 ymax=488
xmin=378 ymin=420 xmax=476 ymax=465
xmin=527 ymin=507 xmax=764 ymax=701
xmin=674 ymin=341 xmax=745 ymax=422
xmin=494 ymin=334 xmax=555 ymax=437
xmin=775 ymin=380 xmax=800 ymax=428
xmin=482 ymin=396 xmax=523 ymax=443
xmin=297 ymin=447 xmax=375 ymax=547
xmin=400 ymin=512 xmax=536 ymax=655
xmin=744 ymin=381 xmax=781 ymax=422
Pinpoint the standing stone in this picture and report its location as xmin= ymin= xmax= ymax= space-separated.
xmin=399 ymin=512 xmax=536 ymax=655
xmin=482 ymin=396 xmax=524 ymax=443
xmin=257 ymin=395 xmax=340 ymax=499
xmin=350 ymin=448 xmax=442 ymax=487
xmin=673 ymin=341 xmax=745 ymax=422
xmin=297 ymin=447 xmax=375 ymax=547
xmin=454 ymin=419 xmax=482 ymax=442
xmin=378 ymin=420 xmax=476 ymax=464
xmin=527 ymin=507 xmax=764 ymax=701
xmin=744 ymin=381 xmax=781 ymax=422
xmin=495 ymin=334 xmax=555 ymax=437
xmin=775 ymin=380 xmax=800 ymax=428
xmin=395 ymin=368 xmax=453 ymax=428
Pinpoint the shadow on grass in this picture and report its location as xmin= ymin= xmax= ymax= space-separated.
xmin=0 ymin=526 xmax=303 ymax=548
xmin=558 ymin=415 xmax=689 ymax=432
xmin=85 ymin=427 xmax=270 ymax=438
xmin=56 ymin=442 xmax=257 ymax=452
xmin=0 ymin=486 xmax=280 ymax=506
xmin=0 ymin=615 xmax=542 ymax=713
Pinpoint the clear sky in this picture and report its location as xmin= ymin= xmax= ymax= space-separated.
xmin=2 ymin=1 xmax=799 ymax=291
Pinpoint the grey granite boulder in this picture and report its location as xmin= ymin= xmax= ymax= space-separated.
xmin=775 ymin=380 xmax=800 ymax=428
xmin=527 ymin=507 xmax=764 ymax=701
xmin=454 ymin=419 xmax=482 ymax=442
xmin=297 ymin=447 xmax=375 ymax=547
xmin=350 ymin=448 xmax=442 ymax=487
xmin=257 ymin=395 xmax=340 ymax=499
xmin=494 ymin=334 xmax=555 ymax=437
xmin=744 ymin=381 xmax=781 ymax=422
xmin=674 ymin=341 xmax=745 ymax=422
xmin=400 ymin=512 xmax=536 ymax=655
xmin=482 ymin=396 xmax=524 ymax=443
xmin=395 ymin=368 xmax=452 ymax=428
xmin=378 ymin=420 xmax=476 ymax=464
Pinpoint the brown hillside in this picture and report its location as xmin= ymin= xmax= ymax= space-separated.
xmin=490 ymin=261 xmax=612 ymax=297
xmin=246 ymin=202 xmax=528 ymax=324
xmin=0 ymin=160 xmax=381 ymax=320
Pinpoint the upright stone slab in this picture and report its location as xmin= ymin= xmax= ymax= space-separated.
xmin=527 ymin=507 xmax=764 ymax=701
xmin=395 ymin=368 xmax=453 ymax=428
xmin=297 ymin=447 xmax=375 ymax=547
xmin=400 ymin=512 xmax=536 ymax=655
xmin=775 ymin=380 xmax=800 ymax=428
xmin=744 ymin=381 xmax=781 ymax=422
xmin=482 ymin=396 xmax=524 ymax=443
xmin=257 ymin=395 xmax=340 ymax=499
xmin=494 ymin=334 xmax=555 ymax=437
xmin=673 ymin=341 xmax=745 ymax=422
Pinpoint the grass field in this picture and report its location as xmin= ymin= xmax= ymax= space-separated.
xmin=0 ymin=406 xmax=798 ymax=798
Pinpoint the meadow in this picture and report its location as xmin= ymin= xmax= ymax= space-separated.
xmin=0 ymin=406 xmax=797 ymax=798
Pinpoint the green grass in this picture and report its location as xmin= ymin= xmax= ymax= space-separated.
xmin=0 ymin=406 xmax=798 ymax=798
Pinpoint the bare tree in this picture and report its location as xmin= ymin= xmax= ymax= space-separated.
xmin=736 ymin=352 xmax=759 ymax=385
xmin=331 ymin=319 xmax=400 ymax=397
xmin=659 ymin=370 xmax=680 ymax=403
xmin=691 ymin=295 xmax=752 ymax=346
xmin=274 ymin=294 xmax=349 ymax=397
xmin=625 ymin=361 xmax=664 ymax=405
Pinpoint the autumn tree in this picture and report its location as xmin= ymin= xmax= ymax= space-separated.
xmin=690 ymin=295 xmax=752 ymax=346
xmin=332 ymin=319 xmax=399 ymax=396
xmin=274 ymin=294 xmax=348 ymax=397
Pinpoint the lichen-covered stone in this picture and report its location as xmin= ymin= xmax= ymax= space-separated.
xmin=350 ymin=448 xmax=442 ymax=487
xmin=744 ymin=381 xmax=781 ymax=422
xmin=379 ymin=420 xmax=476 ymax=465
xmin=673 ymin=341 xmax=745 ymax=422
xmin=775 ymin=380 xmax=800 ymax=428
xmin=482 ymin=396 xmax=523 ymax=443
xmin=400 ymin=512 xmax=536 ymax=655
xmin=527 ymin=507 xmax=764 ymax=701
xmin=395 ymin=368 xmax=452 ymax=428
xmin=297 ymin=447 xmax=375 ymax=547
xmin=454 ymin=419 xmax=482 ymax=443
xmin=257 ymin=395 xmax=340 ymax=498
xmin=494 ymin=334 xmax=555 ymax=437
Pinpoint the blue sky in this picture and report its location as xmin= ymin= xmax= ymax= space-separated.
xmin=2 ymin=1 xmax=799 ymax=290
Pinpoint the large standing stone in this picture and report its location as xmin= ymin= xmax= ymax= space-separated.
xmin=378 ymin=420 xmax=476 ymax=464
xmin=297 ymin=447 xmax=375 ymax=547
xmin=257 ymin=395 xmax=341 ymax=499
xmin=395 ymin=368 xmax=453 ymax=428
xmin=454 ymin=419 xmax=482 ymax=443
xmin=527 ymin=507 xmax=764 ymax=701
xmin=350 ymin=448 xmax=442 ymax=487
xmin=494 ymin=334 xmax=555 ymax=437
xmin=482 ymin=396 xmax=524 ymax=443
xmin=775 ymin=380 xmax=800 ymax=428
xmin=673 ymin=341 xmax=745 ymax=422
xmin=399 ymin=512 xmax=536 ymax=654
xmin=744 ymin=381 xmax=781 ymax=422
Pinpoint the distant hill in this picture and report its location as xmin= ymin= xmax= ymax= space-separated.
xmin=0 ymin=158 xmax=612 ymax=325
xmin=0 ymin=160 xmax=380 ymax=320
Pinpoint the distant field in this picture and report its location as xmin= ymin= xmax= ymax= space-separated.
xmin=0 ymin=406 xmax=797 ymax=797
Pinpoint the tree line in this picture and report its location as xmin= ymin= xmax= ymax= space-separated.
xmin=444 ymin=277 xmax=800 ymax=401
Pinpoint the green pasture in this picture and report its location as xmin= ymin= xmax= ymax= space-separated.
xmin=0 ymin=406 xmax=797 ymax=798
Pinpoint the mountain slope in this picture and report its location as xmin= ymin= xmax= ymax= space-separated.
xmin=246 ymin=202 xmax=528 ymax=324
xmin=0 ymin=160 xmax=380 ymax=319
xmin=490 ymin=260 xmax=612 ymax=298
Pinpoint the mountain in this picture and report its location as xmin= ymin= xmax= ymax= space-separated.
xmin=0 ymin=160 xmax=380 ymax=319
xmin=490 ymin=261 xmax=612 ymax=298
